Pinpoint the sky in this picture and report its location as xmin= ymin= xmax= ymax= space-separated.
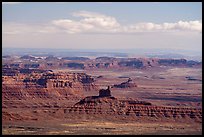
xmin=2 ymin=2 xmax=202 ymax=53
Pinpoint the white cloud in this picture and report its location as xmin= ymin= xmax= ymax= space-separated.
xmin=53 ymin=11 xmax=202 ymax=34
xmin=2 ymin=2 xmax=23 ymax=5
xmin=2 ymin=11 xmax=202 ymax=35
xmin=174 ymin=20 xmax=202 ymax=32
xmin=124 ymin=20 xmax=202 ymax=33
xmin=52 ymin=11 xmax=121 ymax=34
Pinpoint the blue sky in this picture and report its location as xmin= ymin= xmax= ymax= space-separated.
xmin=3 ymin=2 xmax=201 ymax=23
xmin=2 ymin=2 xmax=202 ymax=53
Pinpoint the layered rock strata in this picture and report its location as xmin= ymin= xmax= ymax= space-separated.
xmin=65 ymin=88 xmax=202 ymax=122
xmin=2 ymin=71 xmax=99 ymax=100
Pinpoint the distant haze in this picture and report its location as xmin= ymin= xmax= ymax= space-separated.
xmin=2 ymin=47 xmax=202 ymax=61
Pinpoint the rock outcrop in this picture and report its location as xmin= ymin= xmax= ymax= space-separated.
xmin=2 ymin=70 xmax=99 ymax=100
xmin=65 ymin=88 xmax=202 ymax=123
xmin=99 ymin=86 xmax=111 ymax=97
xmin=113 ymin=78 xmax=137 ymax=88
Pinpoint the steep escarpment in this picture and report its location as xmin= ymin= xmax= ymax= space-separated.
xmin=2 ymin=70 xmax=99 ymax=100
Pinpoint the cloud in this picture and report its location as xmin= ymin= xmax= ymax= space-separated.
xmin=174 ymin=20 xmax=202 ymax=32
xmin=124 ymin=20 xmax=202 ymax=33
xmin=2 ymin=2 xmax=23 ymax=5
xmin=76 ymin=11 xmax=120 ymax=28
xmin=53 ymin=11 xmax=202 ymax=34
xmin=52 ymin=11 xmax=121 ymax=34
xmin=2 ymin=11 xmax=202 ymax=35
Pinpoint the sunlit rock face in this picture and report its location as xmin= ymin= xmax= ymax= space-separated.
xmin=65 ymin=88 xmax=202 ymax=123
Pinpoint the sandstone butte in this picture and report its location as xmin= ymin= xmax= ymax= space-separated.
xmin=66 ymin=87 xmax=202 ymax=123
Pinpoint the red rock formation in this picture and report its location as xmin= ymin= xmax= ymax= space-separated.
xmin=65 ymin=88 xmax=202 ymax=123
xmin=113 ymin=78 xmax=137 ymax=88
xmin=2 ymin=70 xmax=99 ymax=100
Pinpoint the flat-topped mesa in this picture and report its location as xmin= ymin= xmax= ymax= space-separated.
xmin=2 ymin=71 xmax=99 ymax=100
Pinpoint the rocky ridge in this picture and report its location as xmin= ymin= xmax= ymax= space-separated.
xmin=65 ymin=88 xmax=202 ymax=123
xmin=3 ymin=56 xmax=202 ymax=70
xmin=113 ymin=78 xmax=137 ymax=88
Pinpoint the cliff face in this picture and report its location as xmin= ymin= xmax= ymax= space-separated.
xmin=2 ymin=71 xmax=99 ymax=100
